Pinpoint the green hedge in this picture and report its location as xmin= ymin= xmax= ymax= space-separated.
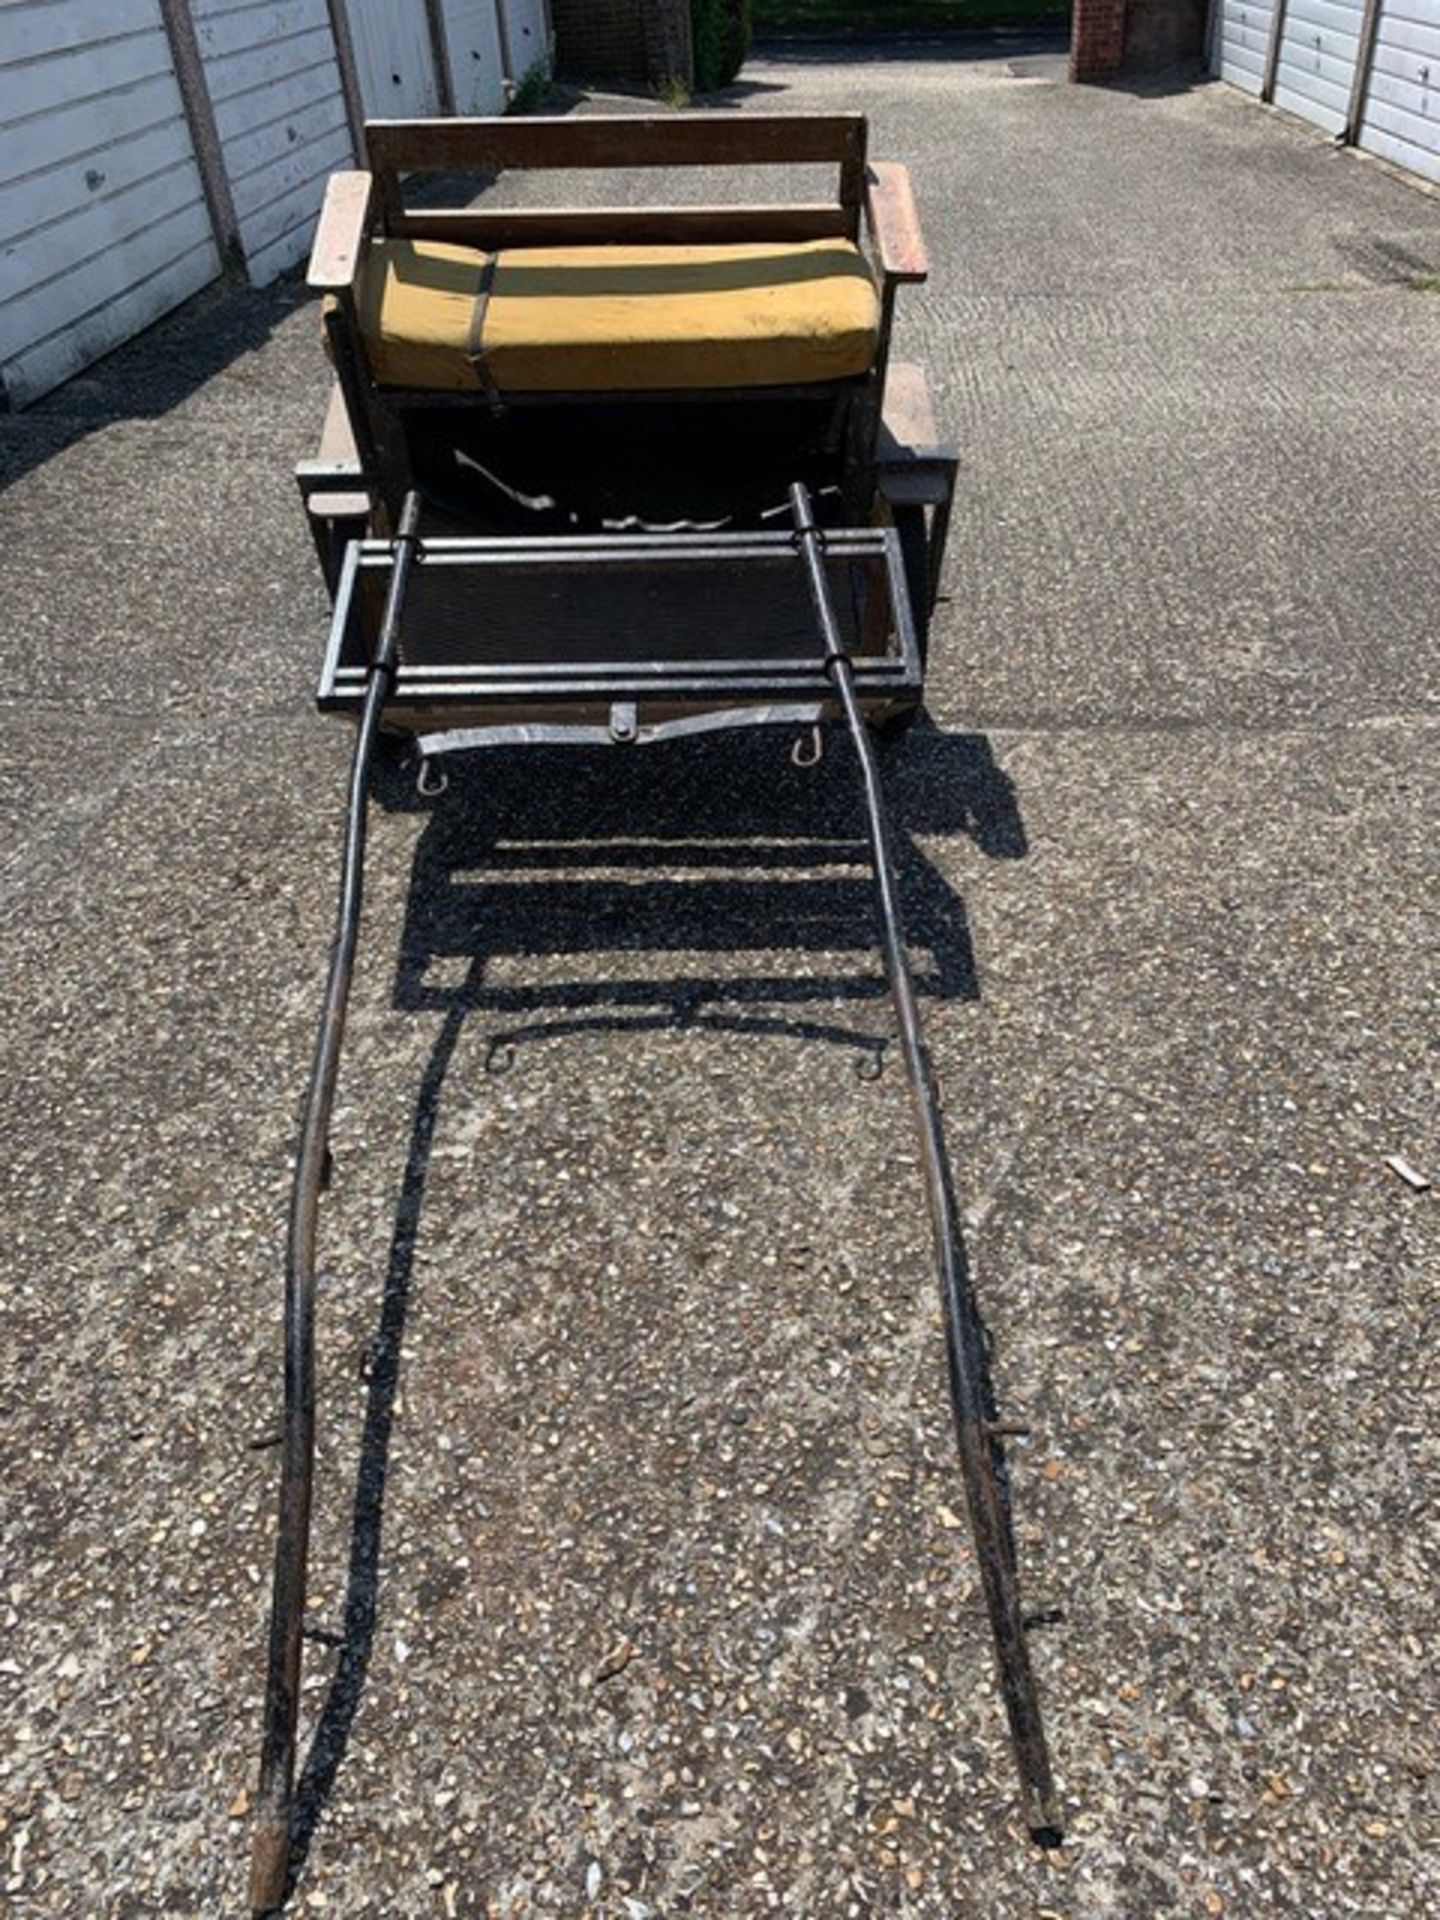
xmin=692 ymin=0 xmax=753 ymax=91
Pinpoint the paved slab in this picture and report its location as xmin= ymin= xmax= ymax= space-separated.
xmin=1 ymin=42 xmax=1437 ymax=1920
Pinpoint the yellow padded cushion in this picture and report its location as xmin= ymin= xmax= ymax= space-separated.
xmin=354 ymin=237 xmax=880 ymax=392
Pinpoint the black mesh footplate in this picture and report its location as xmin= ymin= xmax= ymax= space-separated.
xmin=318 ymin=529 xmax=920 ymax=711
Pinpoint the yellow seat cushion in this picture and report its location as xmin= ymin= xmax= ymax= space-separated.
xmin=354 ymin=237 xmax=880 ymax=392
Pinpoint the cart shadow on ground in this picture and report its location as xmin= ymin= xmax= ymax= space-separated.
xmin=286 ymin=717 xmax=1031 ymax=1888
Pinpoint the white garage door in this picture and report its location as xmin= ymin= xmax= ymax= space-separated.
xmin=1272 ymin=0 xmax=1367 ymax=136
xmin=1357 ymin=0 xmax=1440 ymax=184
xmin=192 ymin=0 xmax=354 ymax=287
xmin=1214 ymin=0 xmax=1278 ymax=95
xmin=0 ymin=0 xmax=221 ymax=407
xmin=441 ymin=0 xmax=507 ymax=115
xmin=498 ymin=0 xmax=550 ymax=89
xmin=344 ymin=0 xmax=441 ymax=119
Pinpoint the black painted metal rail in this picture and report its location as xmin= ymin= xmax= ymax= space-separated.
xmin=249 ymin=493 xmax=423 ymax=1913
xmin=789 ymin=481 xmax=1061 ymax=1843
xmin=251 ymin=486 xmax=1057 ymax=1910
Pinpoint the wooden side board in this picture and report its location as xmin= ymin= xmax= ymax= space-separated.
xmin=392 ymin=204 xmax=855 ymax=247
xmin=879 ymin=362 xmax=944 ymax=465
xmin=363 ymin=112 xmax=867 ymax=175
xmin=300 ymin=359 xmax=950 ymax=504
xmin=313 ymin=381 xmax=363 ymax=475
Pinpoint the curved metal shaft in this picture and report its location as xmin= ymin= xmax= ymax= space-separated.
xmin=790 ymin=482 xmax=1061 ymax=1842
xmin=250 ymin=493 xmax=422 ymax=1912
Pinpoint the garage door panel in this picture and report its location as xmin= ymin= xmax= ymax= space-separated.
xmin=225 ymin=106 xmax=350 ymax=214
xmin=345 ymin=0 xmax=440 ymax=118
xmin=1358 ymin=117 xmax=1437 ymax=177
xmin=1271 ymin=0 xmax=1365 ymax=137
xmin=200 ymin=25 xmax=338 ymax=104
xmin=442 ymin=0 xmax=507 ymax=114
xmin=1213 ymin=0 xmax=1440 ymax=189
xmin=191 ymin=0 xmax=331 ymax=60
xmin=1358 ymin=98 xmax=1440 ymax=183
xmin=1220 ymin=37 xmax=1270 ymax=89
xmin=1364 ymin=10 xmax=1440 ymax=60
xmin=1277 ymin=0 xmax=1365 ymax=40
xmin=233 ymin=126 xmax=352 ymax=262
xmin=1 ymin=232 xmax=216 ymax=406
xmin=1 ymin=197 xmax=214 ymax=369
xmin=500 ymin=0 xmax=550 ymax=83
xmin=1364 ymin=64 xmax=1440 ymax=115
xmin=1358 ymin=0 xmax=1440 ymax=185
xmin=0 ymin=30 xmax=177 ymax=124
xmin=1273 ymin=70 xmax=1354 ymax=130
xmin=0 ymin=72 xmax=182 ymax=188
xmin=0 ymin=114 xmax=194 ymax=252
xmin=191 ymin=2 xmax=353 ymax=287
xmin=0 ymin=1 xmax=220 ymax=404
xmin=1216 ymin=0 xmax=1277 ymax=95
xmin=1276 ymin=42 xmax=1363 ymax=89
xmin=0 ymin=0 xmax=166 ymax=66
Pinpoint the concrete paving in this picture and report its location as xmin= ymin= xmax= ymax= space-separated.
xmin=2 ymin=38 xmax=1437 ymax=1919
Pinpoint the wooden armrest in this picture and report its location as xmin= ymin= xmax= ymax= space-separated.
xmin=308 ymin=171 xmax=375 ymax=292
xmin=865 ymin=162 xmax=928 ymax=284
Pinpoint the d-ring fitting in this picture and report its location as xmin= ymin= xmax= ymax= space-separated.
xmin=417 ymin=756 xmax=448 ymax=798
xmin=791 ymin=724 xmax=824 ymax=770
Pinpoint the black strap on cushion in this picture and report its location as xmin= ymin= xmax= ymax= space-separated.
xmin=466 ymin=253 xmax=501 ymax=400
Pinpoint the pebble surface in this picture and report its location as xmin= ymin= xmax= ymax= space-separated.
xmin=2 ymin=37 xmax=1438 ymax=1920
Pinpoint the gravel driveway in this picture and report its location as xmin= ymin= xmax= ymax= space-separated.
xmin=2 ymin=34 xmax=1437 ymax=1919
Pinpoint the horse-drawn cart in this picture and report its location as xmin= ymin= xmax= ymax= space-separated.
xmin=251 ymin=111 xmax=1057 ymax=1910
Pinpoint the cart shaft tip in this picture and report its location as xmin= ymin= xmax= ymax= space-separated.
xmin=248 ymin=1814 xmax=292 ymax=1913
xmin=1024 ymin=1785 xmax=1065 ymax=1850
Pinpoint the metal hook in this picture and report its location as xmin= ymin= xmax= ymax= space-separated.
xmin=416 ymin=756 xmax=448 ymax=798
xmin=791 ymin=724 xmax=824 ymax=770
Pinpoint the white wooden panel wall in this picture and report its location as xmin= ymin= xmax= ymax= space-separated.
xmin=1214 ymin=0 xmax=1278 ymax=96
xmin=1272 ymin=0 xmax=1366 ymax=136
xmin=344 ymin=0 xmax=440 ymax=118
xmin=499 ymin=0 xmax=550 ymax=87
xmin=1358 ymin=0 xmax=1440 ymax=183
xmin=441 ymin=0 xmax=506 ymax=113
xmin=0 ymin=0 xmax=220 ymax=405
xmin=190 ymin=0 xmax=353 ymax=285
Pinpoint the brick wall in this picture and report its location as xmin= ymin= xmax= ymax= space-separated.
xmin=553 ymin=0 xmax=693 ymax=85
xmin=1071 ymin=0 xmax=1207 ymax=80
xmin=1070 ymin=0 xmax=1128 ymax=81
xmin=1123 ymin=0 xmax=1208 ymax=69
xmin=643 ymin=0 xmax=694 ymax=83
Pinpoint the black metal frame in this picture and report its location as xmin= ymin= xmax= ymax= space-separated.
xmin=250 ymin=487 xmax=1057 ymax=1913
xmin=791 ymin=483 xmax=1059 ymax=1841
xmin=250 ymin=495 xmax=422 ymax=1909
xmin=316 ymin=527 xmax=922 ymax=714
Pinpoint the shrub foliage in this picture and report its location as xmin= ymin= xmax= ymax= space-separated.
xmin=691 ymin=0 xmax=753 ymax=91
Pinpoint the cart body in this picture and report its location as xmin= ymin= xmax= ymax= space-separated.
xmin=296 ymin=112 xmax=955 ymax=743
xmin=248 ymin=114 xmax=1058 ymax=1916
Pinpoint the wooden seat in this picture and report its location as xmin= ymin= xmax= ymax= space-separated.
xmin=353 ymin=237 xmax=881 ymax=393
xmin=307 ymin=114 xmax=929 ymax=516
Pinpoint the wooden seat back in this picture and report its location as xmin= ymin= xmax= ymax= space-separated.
xmin=361 ymin=112 xmax=869 ymax=250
